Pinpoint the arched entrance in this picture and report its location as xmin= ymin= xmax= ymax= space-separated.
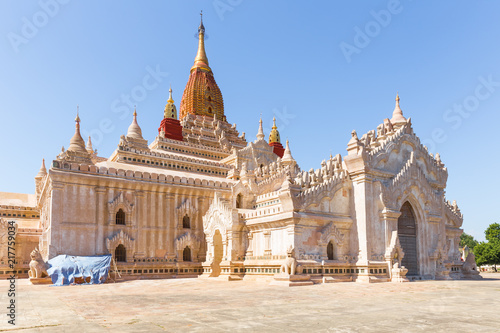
xmin=115 ymin=244 xmax=126 ymax=262
xmin=398 ymin=202 xmax=419 ymax=276
xmin=327 ymin=241 xmax=335 ymax=260
xmin=183 ymin=246 xmax=191 ymax=262
xmin=211 ymin=230 xmax=223 ymax=277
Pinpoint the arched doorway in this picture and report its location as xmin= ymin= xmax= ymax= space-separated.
xmin=236 ymin=193 xmax=243 ymax=208
xmin=183 ymin=246 xmax=191 ymax=262
xmin=398 ymin=202 xmax=418 ymax=275
xmin=211 ymin=230 xmax=223 ymax=277
xmin=327 ymin=241 xmax=335 ymax=260
xmin=115 ymin=244 xmax=126 ymax=262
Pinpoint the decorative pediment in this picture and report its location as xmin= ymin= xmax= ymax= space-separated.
xmin=320 ymin=222 xmax=345 ymax=246
xmin=177 ymin=198 xmax=198 ymax=217
xmin=106 ymin=230 xmax=135 ymax=253
xmin=175 ymin=232 xmax=201 ymax=251
xmin=380 ymin=152 xmax=442 ymax=214
xmin=203 ymin=193 xmax=237 ymax=239
xmin=108 ymin=192 xmax=134 ymax=214
xmin=368 ymin=125 xmax=448 ymax=188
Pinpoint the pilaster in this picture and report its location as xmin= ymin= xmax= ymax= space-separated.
xmin=95 ymin=187 xmax=107 ymax=255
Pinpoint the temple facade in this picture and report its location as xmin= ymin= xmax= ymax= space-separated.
xmin=1 ymin=16 xmax=468 ymax=283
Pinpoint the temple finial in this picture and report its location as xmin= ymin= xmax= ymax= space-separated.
xmin=256 ymin=116 xmax=265 ymax=141
xmin=192 ymin=11 xmax=210 ymax=72
xmin=35 ymin=158 xmax=47 ymax=179
xmin=67 ymin=109 xmax=87 ymax=154
xmin=199 ymin=10 xmax=205 ymax=34
xmin=133 ymin=105 xmax=137 ymax=117
xmin=86 ymin=135 xmax=93 ymax=151
xmin=281 ymin=139 xmax=296 ymax=165
xmin=127 ymin=107 xmax=144 ymax=139
xmin=269 ymin=117 xmax=281 ymax=143
xmin=390 ymin=92 xmax=406 ymax=125
xmin=168 ymin=85 xmax=174 ymax=103
xmin=75 ymin=105 xmax=80 ymax=123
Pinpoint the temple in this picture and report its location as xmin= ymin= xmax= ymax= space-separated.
xmin=1 ymin=15 xmax=470 ymax=283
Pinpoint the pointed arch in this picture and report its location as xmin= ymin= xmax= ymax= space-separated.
xmin=183 ymin=214 xmax=191 ymax=229
xmin=115 ymin=209 xmax=125 ymax=225
xmin=115 ymin=244 xmax=126 ymax=262
xmin=397 ymin=201 xmax=418 ymax=275
xmin=327 ymin=241 xmax=335 ymax=260
xmin=183 ymin=246 xmax=191 ymax=262
xmin=236 ymin=193 xmax=243 ymax=208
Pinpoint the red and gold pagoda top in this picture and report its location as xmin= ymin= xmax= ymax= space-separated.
xmin=179 ymin=13 xmax=225 ymax=122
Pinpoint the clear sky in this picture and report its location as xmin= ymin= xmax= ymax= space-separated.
xmin=1 ymin=1 xmax=499 ymax=241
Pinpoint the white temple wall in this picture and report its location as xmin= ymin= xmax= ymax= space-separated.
xmin=43 ymin=172 xmax=230 ymax=263
xmin=270 ymin=227 xmax=289 ymax=256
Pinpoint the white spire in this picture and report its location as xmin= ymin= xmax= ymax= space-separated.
xmin=127 ymin=107 xmax=144 ymax=139
xmin=281 ymin=139 xmax=296 ymax=165
xmin=35 ymin=159 xmax=47 ymax=178
xmin=256 ymin=117 xmax=265 ymax=141
xmin=390 ymin=92 xmax=407 ymax=125
xmin=86 ymin=136 xmax=93 ymax=152
xmin=67 ymin=108 xmax=88 ymax=154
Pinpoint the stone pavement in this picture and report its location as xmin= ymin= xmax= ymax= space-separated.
xmin=1 ymin=273 xmax=499 ymax=332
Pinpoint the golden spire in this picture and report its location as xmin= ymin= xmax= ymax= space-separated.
xmin=180 ymin=13 xmax=225 ymax=121
xmin=167 ymin=84 xmax=174 ymax=103
xmin=268 ymin=117 xmax=281 ymax=143
xmin=191 ymin=10 xmax=211 ymax=72
xmin=164 ymin=86 xmax=178 ymax=119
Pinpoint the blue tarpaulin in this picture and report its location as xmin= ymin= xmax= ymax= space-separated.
xmin=46 ymin=255 xmax=112 ymax=286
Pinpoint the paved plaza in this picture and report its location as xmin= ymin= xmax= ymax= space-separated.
xmin=1 ymin=273 xmax=499 ymax=332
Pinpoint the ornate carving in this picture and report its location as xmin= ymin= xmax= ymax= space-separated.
xmin=203 ymin=193 xmax=235 ymax=239
xmin=108 ymin=192 xmax=135 ymax=225
xmin=175 ymin=232 xmax=201 ymax=252
xmin=320 ymin=222 xmax=345 ymax=246
xmin=106 ymin=230 xmax=135 ymax=262
xmin=177 ymin=198 xmax=198 ymax=228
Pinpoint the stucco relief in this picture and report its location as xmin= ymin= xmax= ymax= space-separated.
xmin=106 ymin=230 xmax=135 ymax=262
xmin=175 ymin=232 xmax=201 ymax=261
xmin=107 ymin=191 xmax=135 ymax=225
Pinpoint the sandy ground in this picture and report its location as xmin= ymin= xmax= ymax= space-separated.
xmin=0 ymin=273 xmax=499 ymax=332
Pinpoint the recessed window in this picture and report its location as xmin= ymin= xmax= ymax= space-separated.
xmin=183 ymin=215 xmax=190 ymax=229
xmin=115 ymin=244 xmax=126 ymax=262
xmin=116 ymin=209 xmax=126 ymax=225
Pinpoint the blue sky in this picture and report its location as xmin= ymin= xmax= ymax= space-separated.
xmin=1 ymin=1 xmax=499 ymax=241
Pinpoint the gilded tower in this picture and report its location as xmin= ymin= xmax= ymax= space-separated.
xmin=268 ymin=117 xmax=285 ymax=158
xmin=179 ymin=13 xmax=226 ymax=121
